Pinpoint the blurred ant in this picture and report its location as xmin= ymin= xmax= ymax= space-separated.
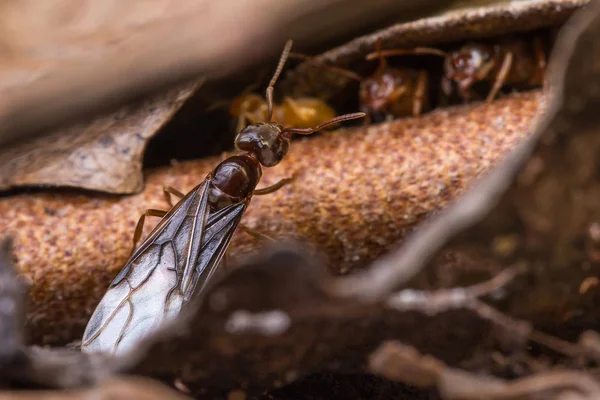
xmin=295 ymin=39 xmax=441 ymax=122
xmin=358 ymin=39 xmax=443 ymax=119
xmin=225 ymin=53 xmax=364 ymax=133
xmin=228 ymin=92 xmax=337 ymax=133
xmin=369 ymin=36 xmax=547 ymax=103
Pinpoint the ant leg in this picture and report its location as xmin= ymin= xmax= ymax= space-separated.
xmin=486 ymin=52 xmax=513 ymax=104
xmin=412 ymin=70 xmax=428 ymax=116
xmin=362 ymin=112 xmax=372 ymax=127
xmin=163 ymin=186 xmax=185 ymax=207
xmin=532 ymin=36 xmax=547 ymax=86
xmin=288 ymin=52 xmax=362 ymax=81
xmin=131 ymin=209 xmax=167 ymax=254
xmin=239 ymin=224 xmax=275 ymax=242
xmin=254 ymin=176 xmax=295 ymax=195
xmin=440 ymin=77 xmax=452 ymax=106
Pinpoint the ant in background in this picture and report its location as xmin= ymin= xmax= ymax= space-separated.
xmin=358 ymin=39 xmax=443 ymax=120
xmin=229 ymin=90 xmax=337 ymax=133
xmin=370 ymin=35 xmax=547 ymax=103
xmin=227 ymin=53 xmax=362 ymax=133
xmin=292 ymin=38 xmax=442 ymax=123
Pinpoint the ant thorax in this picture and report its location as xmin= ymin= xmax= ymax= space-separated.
xmin=208 ymin=154 xmax=262 ymax=210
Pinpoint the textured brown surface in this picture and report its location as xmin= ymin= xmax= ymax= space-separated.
xmin=0 ymin=81 xmax=202 ymax=194
xmin=281 ymin=0 xmax=587 ymax=100
xmin=0 ymin=90 xmax=541 ymax=346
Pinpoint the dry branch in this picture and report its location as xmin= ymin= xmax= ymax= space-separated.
xmin=369 ymin=341 xmax=600 ymax=399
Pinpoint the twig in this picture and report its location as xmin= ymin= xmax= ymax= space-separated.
xmin=385 ymin=263 xmax=527 ymax=314
xmin=384 ymin=264 xmax=596 ymax=359
xmin=369 ymin=340 xmax=600 ymax=399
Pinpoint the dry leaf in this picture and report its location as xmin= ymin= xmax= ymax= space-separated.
xmin=0 ymin=90 xmax=538 ymax=346
xmin=0 ymin=80 xmax=201 ymax=194
xmin=0 ymin=0 xmax=445 ymax=145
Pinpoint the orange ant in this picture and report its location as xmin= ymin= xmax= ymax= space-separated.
xmin=369 ymin=36 xmax=547 ymax=103
xmin=229 ymin=92 xmax=337 ymax=133
xmin=227 ymin=53 xmax=363 ymax=133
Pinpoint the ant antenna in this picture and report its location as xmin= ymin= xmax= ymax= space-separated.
xmin=374 ymin=38 xmax=387 ymax=73
xmin=281 ymin=112 xmax=366 ymax=137
xmin=266 ymin=39 xmax=293 ymax=123
xmin=366 ymin=47 xmax=446 ymax=61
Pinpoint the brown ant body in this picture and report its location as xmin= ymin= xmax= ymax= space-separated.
xmin=298 ymin=39 xmax=438 ymax=121
xmin=370 ymin=36 xmax=547 ymax=103
xmin=358 ymin=39 xmax=441 ymax=119
xmin=442 ymin=37 xmax=546 ymax=102
xmin=82 ymin=40 xmax=365 ymax=355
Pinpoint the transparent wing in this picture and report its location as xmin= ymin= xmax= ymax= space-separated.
xmin=183 ymin=200 xmax=246 ymax=302
xmin=81 ymin=180 xmax=248 ymax=355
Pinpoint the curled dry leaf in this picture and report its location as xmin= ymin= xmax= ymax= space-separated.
xmin=0 ymin=90 xmax=539 ymax=346
xmin=0 ymin=80 xmax=202 ymax=194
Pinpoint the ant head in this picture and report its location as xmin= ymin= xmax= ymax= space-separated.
xmin=446 ymin=43 xmax=495 ymax=84
xmin=235 ymin=122 xmax=289 ymax=167
xmin=235 ymin=112 xmax=366 ymax=167
xmin=234 ymin=40 xmax=292 ymax=167
xmin=360 ymin=69 xmax=410 ymax=113
xmin=235 ymin=40 xmax=367 ymax=167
